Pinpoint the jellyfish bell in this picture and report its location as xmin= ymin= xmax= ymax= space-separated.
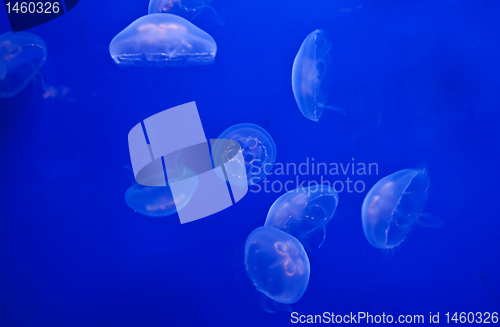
xmin=212 ymin=123 xmax=276 ymax=186
xmin=265 ymin=185 xmax=339 ymax=249
xmin=0 ymin=32 xmax=46 ymax=98
xmin=126 ymin=184 xmax=178 ymax=217
xmin=292 ymin=29 xmax=346 ymax=121
xmin=244 ymin=226 xmax=310 ymax=305
xmin=109 ymin=13 xmax=217 ymax=67
xmin=361 ymin=167 xmax=443 ymax=250
xmin=148 ymin=0 xmax=225 ymax=25
xmin=124 ymin=165 xmax=198 ymax=217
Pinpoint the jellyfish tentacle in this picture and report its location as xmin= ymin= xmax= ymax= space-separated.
xmin=190 ymin=5 xmax=226 ymax=26
xmin=30 ymin=71 xmax=46 ymax=100
xmin=209 ymin=7 xmax=225 ymax=25
xmin=187 ymin=4 xmax=206 ymax=20
xmin=273 ymin=301 xmax=292 ymax=313
xmin=259 ymin=293 xmax=276 ymax=313
xmin=36 ymin=71 xmax=46 ymax=91
xmin=123 ymin=165 xmax=138 ymax=184
xmin=319 ymin=226 xmax=327 ymax=248
xmin=415 ymin=212 xmax=443 ymax=228
xmin=319 ymin=104 xmax=347 ymax=117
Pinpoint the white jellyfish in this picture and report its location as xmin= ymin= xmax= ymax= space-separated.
xmin=292 ymin=29 xmax=346 ymax=121
xmin=362 ymin=167 xmax=443 ymax=250
xmin=109 ymin=14 xmax=217 ymax=67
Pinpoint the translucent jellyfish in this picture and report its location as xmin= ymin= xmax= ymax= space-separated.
xmin=265 ymin=185 xmax=339 ymax=248
xmin=148 ymin=0 xmax=224 ymax=25
xmin=245 ymin=226 xmax=310 ymax=304
xmin=211 ymin=123 xmax=276 ymax=186
xmin=124 ymin=166 xmax=198 ymax=217
xmin=109 ymin=14 xmax=217 ymax=67
xmin=291 ymin=29 xmax=346 ymax=121
xmin=361 ymin=167 xmax=443 ymax=249
xmin=0 ymin=32 xmax=46 ymax=98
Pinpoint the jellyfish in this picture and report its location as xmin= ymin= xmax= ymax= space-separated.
xmin=109 ymin=14 xmax=217 ymax=67
xmin=0 ymin=32 xmax=46 ymax=98
xmin=265 ymin=185 xmax=338 ymax=249
xmin=291 ymin=29 xmax=346 ymax=121
xmin=361 ymin=167 xmax=443 ymax=250
xmin=211 ymin=123 xmax=276 ymax=186
xmin=148 ymin=0 xmax=224 ymax=25
xmin=124 ymin=166 xmax=198 ymax=217
xmin=245 ymin=226 xmax=310 ymax=305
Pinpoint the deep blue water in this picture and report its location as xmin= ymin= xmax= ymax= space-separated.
xmin=1 ymin=0 xmax=499 ymax=326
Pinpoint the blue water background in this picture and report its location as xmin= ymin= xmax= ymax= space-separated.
xmin=1 ymin=0 xmax=499 ymax=325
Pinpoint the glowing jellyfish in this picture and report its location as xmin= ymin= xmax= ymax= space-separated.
xmin=148 ymin=0 xmax=224 ymax=25
xmin=109 ymin=14 xmax=217 ymax=67
xmin=212 ymin=123 xmax=276 ymax=186
xmin=245 ymin=226 xmax=310 ymax=304
xmin=0 ymin=32 xmax=46 ymax=98
xmin=265 ymin=185 xmax=338 ymax=248
xmin=125 ymin=167 xmax=198 ymax=217
xmin=292 ymin=29 xmax=346 ymax=121
xmin=361 ymin=167 xmax=443 ymax=249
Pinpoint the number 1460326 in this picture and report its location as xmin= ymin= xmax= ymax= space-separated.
xmin=445 ymin=312 xmax=498 ymax=324
xmin=5 ymin=2 xmax=60 ymax=14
